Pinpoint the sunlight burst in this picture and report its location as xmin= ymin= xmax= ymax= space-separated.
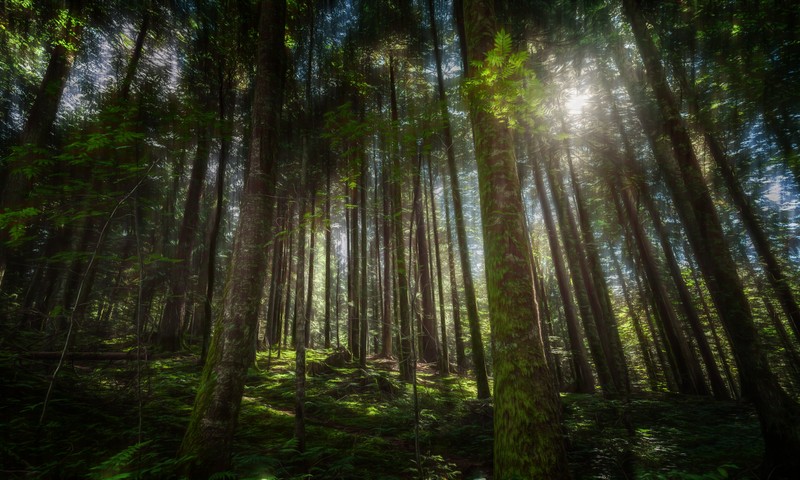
xmin=566 ymin=90 xmax=590 ymax=116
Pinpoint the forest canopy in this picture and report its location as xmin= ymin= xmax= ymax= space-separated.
xmin=1 ymin=0 xmax=799 ymax=478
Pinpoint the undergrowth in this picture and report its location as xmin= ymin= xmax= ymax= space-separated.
xmin=0 ymin=349 xmax=762 ymax=479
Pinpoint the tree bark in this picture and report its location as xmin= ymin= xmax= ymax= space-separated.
xmin=462 ymin=0 xmax=570 ymax=476
xmin=178 ymin=1 xmax=286 ymax=475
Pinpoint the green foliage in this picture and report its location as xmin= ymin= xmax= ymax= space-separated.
xmin=463 ymin=29 xmax=544 ymax=129
xmin=0 ymin=206 xmax=39 ymax=243
xmin=0 ymin=348 xmax=764 ymax=479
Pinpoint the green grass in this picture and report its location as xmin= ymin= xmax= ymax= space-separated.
xmin=0 ymin=349 xmax=763 ymax=479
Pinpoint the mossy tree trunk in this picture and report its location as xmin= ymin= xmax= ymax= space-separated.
xmin=178 ymin=0 xmax=286 ymax=475
xmin=462 ymin=0 xmax=571 ymax=477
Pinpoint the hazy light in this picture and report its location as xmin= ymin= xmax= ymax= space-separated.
xmin=566 ymin=90 xmax=590 ymax=116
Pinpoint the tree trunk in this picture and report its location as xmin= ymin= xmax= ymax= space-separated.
xmin=200 ymin=69 xmax=234 ymax=365
xmin=462 ymin=0 xmax=570 ymax=476
xmin=159 ymin=108 xmax=212 ymax=351
xmin=304 ymin=192 xmax=317 ymax=348
xmin=412 ymin=151 xmax=439 ymax=364
xmin=380 ymin=158 xmax=394 ymax=357
xmin=611 ymin=179 xmax=707 ymax=395
xmin=389 ymin=56 xmax=413 ymax=381
xmin=264 ymin=197 xmax=286 ymax=347
xmin=441 ymin=174 xmax=467 ymax=372
xmin=671 ymin=56 xmax=800 ymax=344
xmin=564 ymin=142 xmax=629 ymax=393
xmin=427 ymin=157 xmax=449 ymax=375
xmin=544 ymin=144 xmax=616 ymax=395
xmin=178 ymin=1 xmax=286 ymax=475
xmin=324 ymin=163 xmax=333 ymax=348
xmin=359 ymin=146 xmax=369 ymax=366
xmin=529 ymin=141 xmax=594 ymax=394
xmin=609 ymin=246 xmax=660 ymax=391
xmin=0 ymin=1 xmax=85 ymax=289
xmin=433 ymin=0 xmax=490 ymax=398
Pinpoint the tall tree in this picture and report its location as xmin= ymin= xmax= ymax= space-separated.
xmin=621 ymin=0 xmax=800 ymax=472
xmin=388 ymin=55 xmax=413 ymax=382
xmin=178 ymin=0 xmax=286 ymax=474
xmin=462 ymin=0 xmax=570 ymax=476
xmin=412 ymin=150 xmax=439 ymax=363
xmin=431 ymin=0 xmax=490 ymax=398
xmin=528 ymin=141 xmax=594 ymax=393
xmin=0 ymin=0 xmax=87 ymax=288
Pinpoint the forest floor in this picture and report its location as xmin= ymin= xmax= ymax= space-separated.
xmin=0 ymin=348 xmax=763 ymax=479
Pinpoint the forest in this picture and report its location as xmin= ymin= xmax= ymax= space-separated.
xmin=1 ymin=0 xmax=799 ymax=478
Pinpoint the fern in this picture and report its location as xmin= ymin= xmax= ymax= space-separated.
xmin=463 ymin=29 xmax=543 ymax=129
xmin=89 ymin=440 xmax=152 ymax=480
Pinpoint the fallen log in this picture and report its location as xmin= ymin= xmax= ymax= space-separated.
xmin=21 ymin=351 xmax=173 ymax=361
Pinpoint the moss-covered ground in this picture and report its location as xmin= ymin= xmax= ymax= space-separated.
xmin=0 ymin=349 xmax=762 ymax=479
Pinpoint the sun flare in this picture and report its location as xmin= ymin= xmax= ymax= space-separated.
xmin=565 ymin=90 xmax=590 ymax=115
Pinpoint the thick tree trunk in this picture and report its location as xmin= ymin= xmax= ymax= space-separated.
xmin=178 ymin=1 xmax=285 ymax=475
xmin=622 ymin=0 xmax=800 ymax=472
xmin=462 ymin=0 xmax=570 ymax=476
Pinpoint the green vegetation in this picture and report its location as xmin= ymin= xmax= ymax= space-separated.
xmin=0 ymin=350 xmax=762 ymax=479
